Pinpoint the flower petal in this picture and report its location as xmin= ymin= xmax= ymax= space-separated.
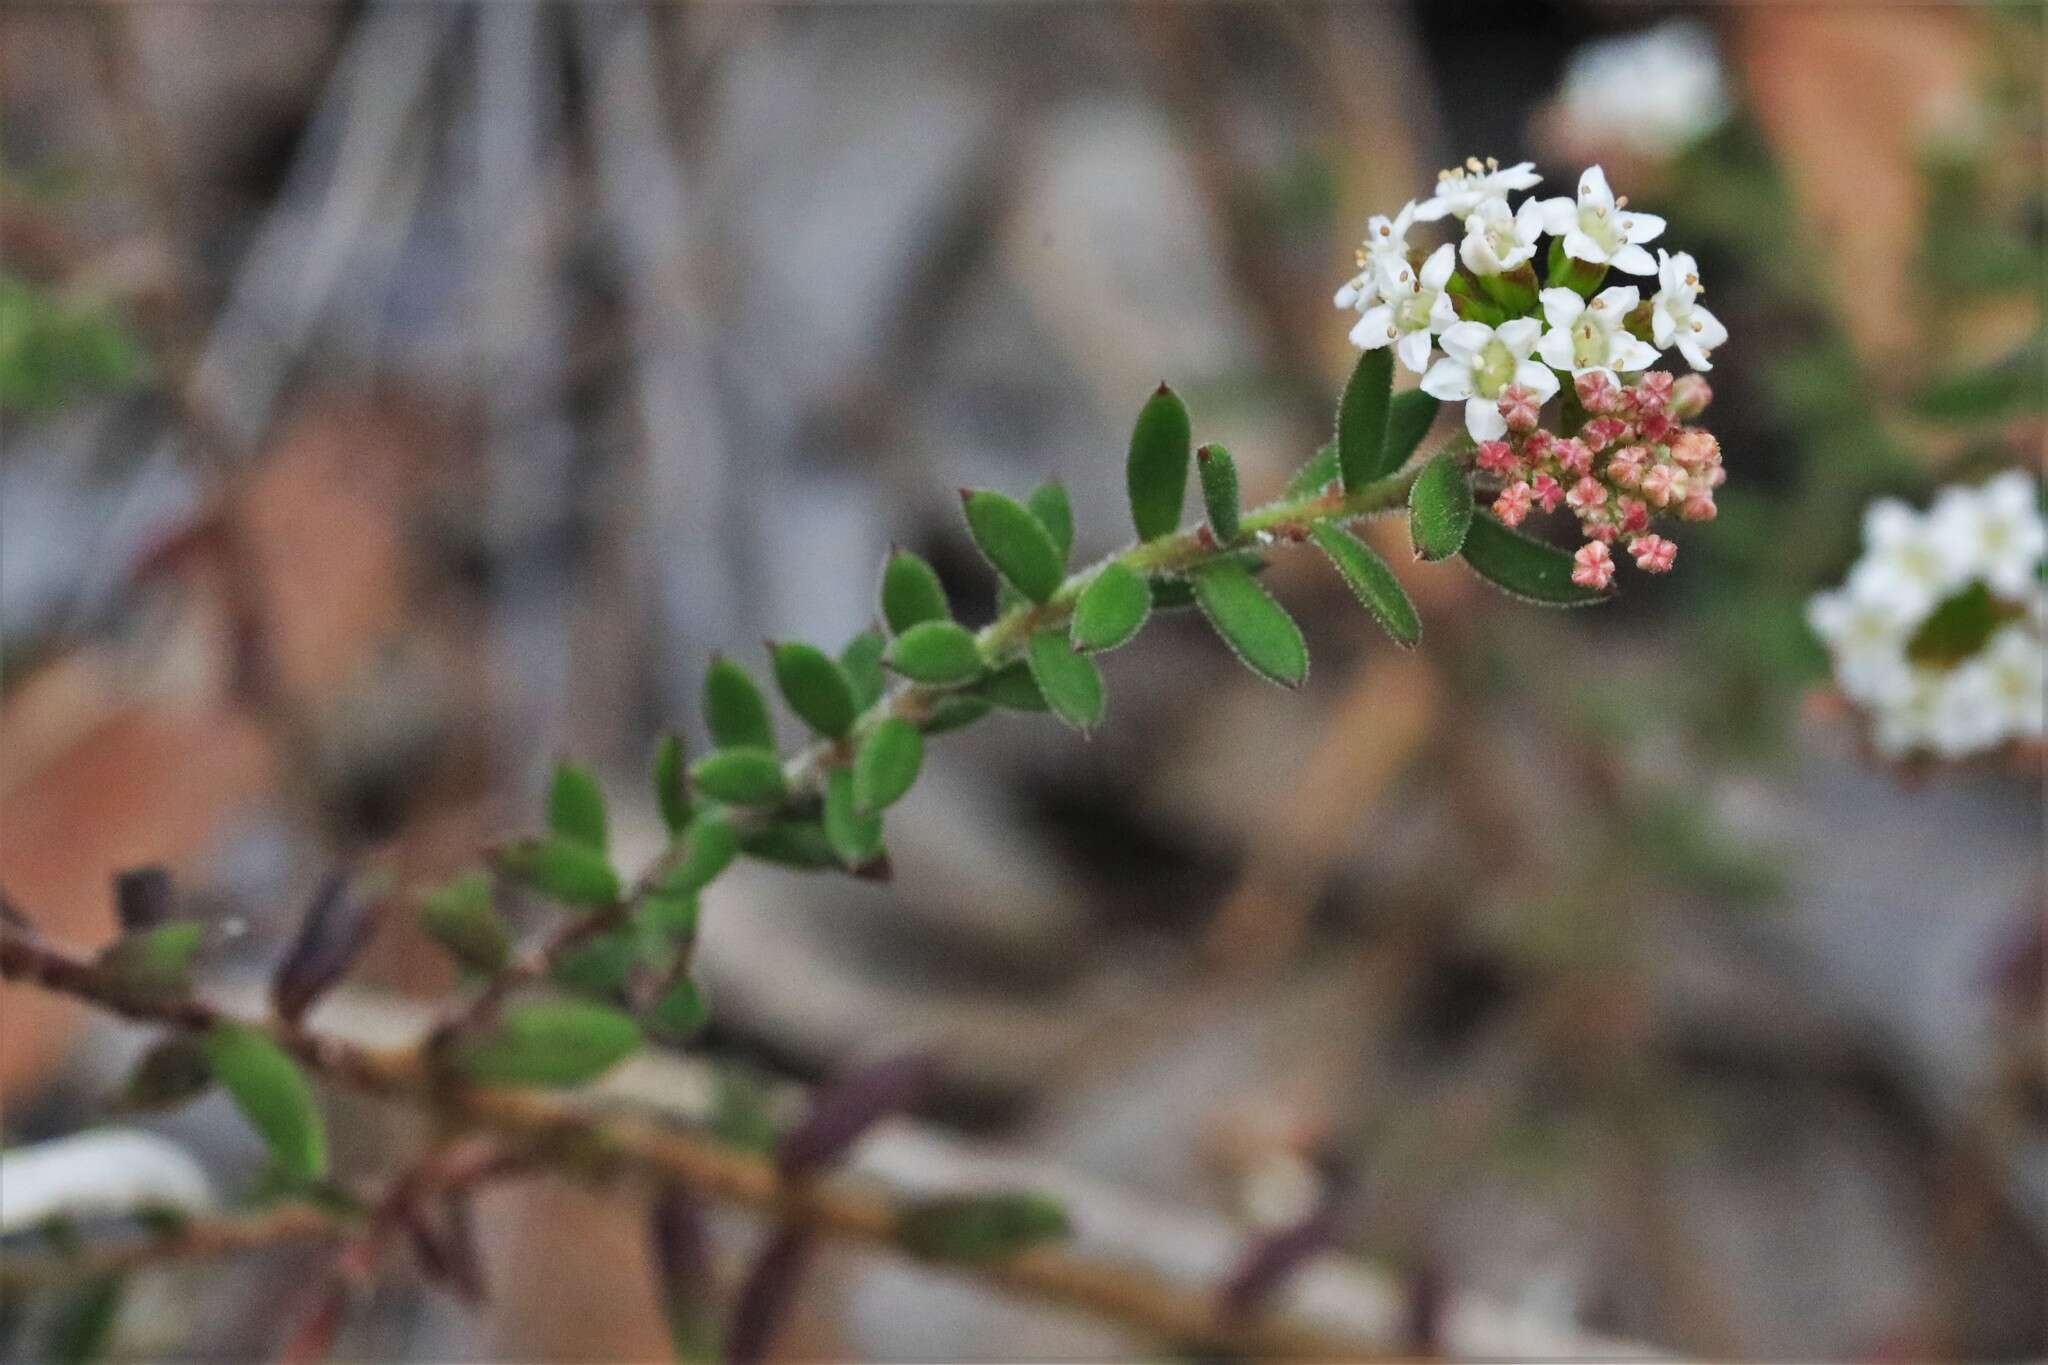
xmin=1464 ymin=396 xmax=1507 ymax=442
xmin=1562 ymin=229 xmax=1608 ymax=264
xmin=1495 ymin=316 xmax=1544 ymax=356
xmin=1396 ymin=329 xmax=1434 ymax=375
xmin=1578 ymin=164 xmax=1614 ymax=207
xmin=1420 ymin=357 xmax=1474 ymax=401
xmin=1349 ymin=305 xmax=1397 ymax=350
xmin=1608 ymin=244 xmax=1658 ymax=275
xmin=1539 ymin=288 xmax=1586 ymax=330
xmin=1621 ymin=211 xmax=1666 ymax=243
xmin=1535 ymin=328 xmax=1578 ymax=373
xmin=1420 ymin=243 xmax=1456 ymax=289
xmin=1438 ymin=320 xmax=1493 ymax=363
xmin=1513 ymin=359 xmax=1561 ymax=401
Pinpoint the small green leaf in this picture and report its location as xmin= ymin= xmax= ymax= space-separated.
xmin=1407 ymin=453 xmax=1475 ymax=561
xmin=493 ymin=837 xmax=621 ymax=906
xmin=48 ymin=1274 xmax=124 ymax=1365
xmin=1148 ymin=576 xmax=1198 ymax=611
xmin=971 ymin=661 xmax=1048 ymax=710
xmin=207 ymin=1023 xmax=327 ymax=1181
xmin=641 ymin=887 xmax=700 ymax=939
xmin=689 ymin=749 xmax=786 ymax=805
xmin=419 ymin=871 xmax=509 ymax=973
xmin=1196 ymin=444 xmax=1241 ymax=542
xmin=823 ymin=768 xmax=884 ymax=866
xmin=96 ymin=923 xmax=204 ymax=1000
xmin=1027 ymin=481 xmax=1074 ymax=563
xmin=923 ymin=696 xmax=993 ymax=733
xmin=884 ymin=621 xmax=983 ymax=684
xmin=880 ymin=551 xmax=950 ymax=634
xmin=839 ymin=630 xmax=887 ymax=709
xmin=1025 ymin=631 xmax=1105 ymax=732
xmin=116 ymin=1035 xmax=215 ymax=1112
xmin=896 ymin=1192 xmax=1071 ymax=1265
xmin=770 ymin=642 xmax=859 ymax=738
xmin=1337 ymin=345 xmax=1395 ymax=489
xmin=652 ymin=734 xmax=691 ymax=836
xmin=854 ymin=717 xmax=923 ymax=814
xmin=1193 ymin=561 xmax=1308 ymax=687
xmin=649 ymin=976 xmax=710 ymax=1042
xmin=1385 ymin=389 xmax=1439 ymax=469
xmin=1127 ymin=384 xmax=1192 ymax=541
xmin=546 ymin=761 xmax=608 ymax=852
xmin=451 ymin=1001 xmax=641 ymax=1088
xmin=961 ymin=489 xmax=1064 ymax=603
xmin=1906 ymin=581 xmax=2021 ymax=666
xmin=738 ymin=820 xmax=840 ymax=869
xmin=1459 ymin=513 xmax=1605 ymax=606
xmin=1070 ymin=562 xmax=1151 ymax=653
xmin=551 ymin=930 xmax=640 ymax=1000
xmin=1309 ymin=524 xmax=1420 ymax=648
xmin=1284 ymin=443 xmax=1340 ymax=498
xmin=666 ymin=812 xmax=740 ymax=895
xmin=703 ymin=656 xmax=775 ymax=750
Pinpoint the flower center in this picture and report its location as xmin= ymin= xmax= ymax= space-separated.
xmin=1578 ymin=204 xmax=1622 ymax=253
xmin=1395 ymin=292 xmax=1435 ymax=332
xmin=1474 ymin=338 xmax=1517 ymax=396
xmin=1572 ymin=321 xmax=1606 ymax=369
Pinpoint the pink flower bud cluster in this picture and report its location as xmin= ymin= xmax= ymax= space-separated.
xmin=1476 ymin=371 xmax=1721 ymax=589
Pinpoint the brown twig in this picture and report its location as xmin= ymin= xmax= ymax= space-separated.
xmin=0 ymin=1205 xmax=346 ymax=1292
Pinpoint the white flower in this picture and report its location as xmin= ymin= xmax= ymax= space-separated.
xmin=1420 ymin=317 xmax=1559 ymax=442
xmin=1854 ymin=498 xmax=1974 ymax=620
xmin=1806 ymin=588 xmax=1916 ymax=705
xmin=1871 ymin=671 xmax=1942 ymax=758
xmin=1415 ymin=157 xmax=1542 ymax=222
xmin=1333 ymin=201 xmax=1418 ymax=312
xmin=1929 ymin=470 xmax=2044 ymax=599
xmin=1927 ymin=659 xmax=2009 ymax=758
xmin=1650 ymin=250 xmax=1728 ymax=370
xmin=1458 ymin=196 xmax=1546 ymax=276
xmin=1535 ymin=285 xmax=1660 ymax=382
xmin=1982 ymin=624 xmax=2045 ymax=738
xmin=1555 ymin=20 xmax=1731 ymax=160
xmin=1535 ymin=166 xmax=1665 ymax=275
xmin=1349 ymin=244 xmax=1458 ymax=374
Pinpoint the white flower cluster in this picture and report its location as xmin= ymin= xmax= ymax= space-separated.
xmin=1808 ymin=472 xmax=2045 ymax=759
xmin=1336 ymin=160 xmax=1727 ymax=444
xmin=1555 ymin=20 xmax=1731 ymax=160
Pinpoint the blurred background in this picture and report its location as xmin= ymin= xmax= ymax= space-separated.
xmin=1 ymin=2 xmax=2042 ymax=1359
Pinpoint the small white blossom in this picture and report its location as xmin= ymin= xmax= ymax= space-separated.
xmin=1535 ymin=166 xmax=1665 ymax=275
xmin=1650 ymin=250 xmax=1727 ymax=370
xmin=1854 ymin=498 xmax=1974 ymax=620
xmin=1349 ymin=243 xmax=1458 ymax=374
xmin=1458 ymin=196 xmax=1546 ymax=277
xmin=1415 ymin=157 xmax=1543 ymax=222
xmin=1981 ymin=624 xmax=2046 ymax=739
xmin=1806 ymin=588 xmax=1917 ymax=706
xmin=1536 ymin=285 xmax=1660 ymax=382
xmin=1420 ymin=317 xmax=1559 ymax=442
xmin=1333 ymin=201 xmax=1418 ymax=312
xmin=1929 ymin=470 xmax=2045 ymax=599
xmin=1555 ymin=20 xmax=1731 ymax=160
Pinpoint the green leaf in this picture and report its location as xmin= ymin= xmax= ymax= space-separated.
xmin=493 ymin=837 xmax=621 ymax=906
xmin=666 ymin=813 xmax=739 ymax=895
xmin=883 ymin=621 xmax=983 ymax=684
xmin=1906 ymin=581 xmax=2022 ymax=666
xmin=1196 ymin=444 xmax=1241 ymax=542
xmin=1384 ymin=389 xmax=1439 ymax=469
xmin=116 ymin=1035 xmax=215 ymax=1112
xmin=649 ymin=976 xmax=709 ymax=1042
xmin=770 ymin=642 xmax=860 ymax=738
xmin=206 ymin=1023 xmax=326 ymax=1181
xmin=551 ymin=929 xmax=641 ymax=1000
xmin=1192 ymin=561 xmax=1308 ymax=687
xmin=96 ymin=923 xmax=204 ymax=1000
xmin=854 ymin=717 xmax=923 ymax=813
xmin=1309 ymin=524 xmax=1420 ymax=649
xmin=880 ymin=550 xmax=950 ymax=634
xmin=703 ymin=656 xmax=775 ymax=751
xmin=546 ymin=761 xmax=608 ymax=852
xmin=923 ymin=696 xmax=993 ymax=733
xmin=971 ymin=661 xmax=1048 ymax=710
xmin=839 ymin=630 xmax=887 ymax=710
xmin=450 ymin=1001 xmax=641 ymax=1088
xmin=738 ymin=820 xmax=840 ymax=869
xmin=1407 ymin=453 xmax=1475 ymax=561
xmin=961 ymin=489 xmax=1064 ymax=603
xmin=641 ymin=887 xmax=700 ymax=940
xmin=419 ymin=871 xmax=509 ymax=974
xmin=1028 ymin=481 xmax=1074 ymax=563
xmin=1284 ymin=443 xmax=1340 ymax=498
xmin=1459 ymin=513 xmax=1605 ymax=606
xmin=1127 ymin=384 xmax=1192 ymax=541
xmin=1337 ymin=345 xmax=1395 ymax=489
xmin=822 ymin=768 xmax=883 ymax=866
xmin=1070 ymin=562 xmax=1151 ymax=652
xmin=689 ymin=749 xmax=786 ymax=805
xmin=896 ymin=1192 xmax=1071 ymax=1266
xmin=48 ymin=1274 xmax=124 ymax=1365
xmin=1024 ymin=631 xmax=1105 ymax=732
xmin=652 ymin=734 xmax=691 ymax=837
xmin=1148 ymin=576 xmax=1198 ymax=611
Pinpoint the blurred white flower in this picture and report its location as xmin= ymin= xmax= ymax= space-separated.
xmin=1333 ymin=201 xmax=1418 ymax=312
xmin=1459 ymin=196 xmax=1546 ymax=277
xmin=1535 ymin=166 xmax=1666 ymax=275
xmin=1806 ymin=588 xmax=1916 ymax=705
xmin=1536 ymin=285 xmax=1660 ymax=383
xmin=1421 ymin=317 xmax=1558 ymax=442
xmin=1349 ymin=243 xmax=1457 ymax=374
xmin=1416 ymin=157 xmax=1542 ymax=222
xmin=1556 ymin=20 xmax=1731 ymax=160
xmin=0 ymin=1128 xmax=216 ymax=1232
xmin=1931 ymin=470 xmax=2046 ymax=598
xmin=1650 ymin=250 xmax=1727 ymax=370
xmin=1855 ymin=498 xmax=1974 ymax=620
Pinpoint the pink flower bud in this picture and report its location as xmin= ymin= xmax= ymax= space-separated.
xmin=1680 ymin=489 xmax=1718 ymax=522
xmin=1584 ymin=517 xmax=1620 ymax=544
xmin=1638 ymin=412 xmax=1672 ymax=443
xmin=1628 ymin=534 xmax=1677 ymax=573
xmin=1641 ymin=462 xmax=1688 ymax=508
xmin=1574 ymin=371 xmax=1618 ymax=415
xmin=1617 ymin=496 xmax=1650 ymax=534
xmin=1492 ymin=481 xmax=1534 ymax=527
xmin=1604 ymin=445 xmax=1649 ymax=488
xmin=1522 ymin=428 xmax=1556 ymax=461
xmin=1531 ymin=473 xmax=1564 ymax=513
xmin=1498 ymin=385 xmax=1542 ymax=434
xmin=1669 ymin=429 xmax=1719 ymax=470
xmin=1566 ymin=475 xmax=1608 ymax=511
xmin=1570 ymin=541 xmax=1615 ymax=590
xmin=1632 ymin=370 xmax=1673 ymax=415
xmin=1669 ymin=373 xmax=1712 ymax=420
xmin=1475 ymin=440 xmax=1518 ymax=475
xmin=1580 ymin=417 xmax=1628 ymax=453
xmin=1555 ymin=439 xmax=1594 ymax=478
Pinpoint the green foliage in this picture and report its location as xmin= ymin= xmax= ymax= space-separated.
xmin=652 ymin=734 xmax=692 ymax=837
xmin=924 ymin=696 xmax=994 ymax=732
xmin=690 ymin=749 xmax=787 ymax=806
xmin=1069 ymin=562 xmax=1150 ymax=653
xmin=738 ymin=820 xmax=839 ymax=870
xmin=494 ymin=837 xmax=621 ymax=907
xmin=839 ymin=630 xmax=888 ymax=709
xmin=665 ymin=813 xmax=740 ymax=896
xmin=1126 ymin=384 xmax=1192 ymax=541
xmin=1285 ymin=443 xmax=1340 ymax=498
xmin=970 ymin=661 xmax=1048 ymax=711
xmin=546 ymin=762 xmax=608 ymax=853
xmin=880 ymin=551 xmax=950 ymax=634
xmin=47 ymin=1274 xmax=124 ymax=1365
xmin=896 ymin=1192 xmax=1071 ymax=1265
xmin=822 ymin=768 xmax=884 ymax=866
xmin=1196 ymin=444 xmax=1241 ymax=542
xmin=961 ymin=490 xmax=1064 ymax=604
xmin=884 ymin=621 xmax=983 ymax=684
xmin=450 ymin=1001 xmax=641 ymax=1088
xmin=96 ymin=923 xmax=204 ymax=1001
xmin=1028 ymin=481 xmax=1074 ymax=562
xmin=854 ymin=717 xmax=923 ymax=813
xmin=770 ymin=642 xmax=860 ymax=739
xmin=1025 ymin=631 xmax=1106 ymax=732
xmin=1192 ymin=561 xmax=1307 ymax=687
xmin=1337 ymin=346 xmax=1395 ymax=489
xmin=206 ymin=1023 xmax=327 ymax=1181
xmin=1309 ymin=524 xmax=1419 ymax=648
xmin=0 ymin=275 xmax=142 ymax=414
xmin=116 ymin=1035 xmax=215 ymax=1112
xmin=1407 ymin=453 xmax=1475 ymax=562
xmin=1384 ymin=389 xmax=1439 ymax=471
xmin=649 ymin=977 xmax=710 ymax=1043
xmin=703 ymin=657 xmax=776 ymax=751
xmin=419 ymin=871 xmax=510 ymax=974
xmin=1459 ymin=514 xmax=1603 ymax=606
xmin=1907 ymin=581 xmax=2023 ymax=666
